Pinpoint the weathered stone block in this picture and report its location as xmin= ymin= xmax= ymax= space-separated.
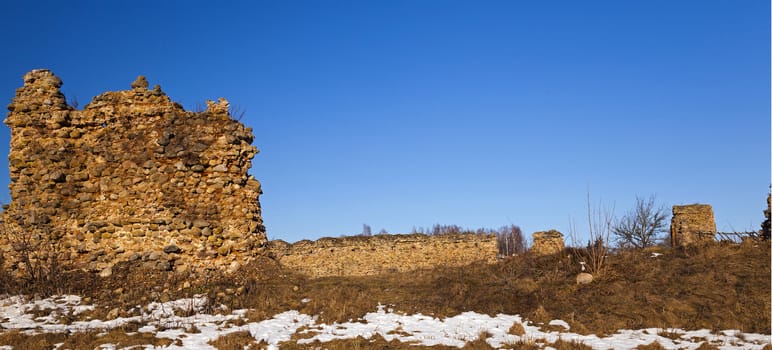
xmin=530 ymin=230 xmax=564 ymax=256
xmin=670 ymin=204 xmax=716 ymax=246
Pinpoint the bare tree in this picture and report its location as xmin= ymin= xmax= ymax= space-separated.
xmin=432 ymin=224 xmax=462 ymax=235
xmin=407 ymin=223 xmax=526 ymax=256
xmin=412 ymin=224 xmax=465 ymax=236
xmin=360 ymin=224 xmax=372 ymax=237
xmin=496 ymin=225 xmax=526 ymax=256
xmin=613 ymin=195 xmax=669 ymax=249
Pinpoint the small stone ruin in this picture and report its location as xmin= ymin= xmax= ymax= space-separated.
xmin=1 ymin=69 xmax=266 ymax=273
xmin=761 ymin=193 xmax=770 ymax=240
xmin=530 ymin=230 xmax=564 ymax=255
xmin=670 ymin=204 xmax=716 ymax=247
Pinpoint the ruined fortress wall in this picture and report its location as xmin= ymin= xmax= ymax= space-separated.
xmin=1 ymin=69 xmax=265 ymax=272
xmin=267 ymin=234 xmax=498 ymax=278
xmin=670 ymin=204 xmax=716 ymax=247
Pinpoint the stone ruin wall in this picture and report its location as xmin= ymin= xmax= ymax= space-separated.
xmin=267 ymin=234 xmax=498 ymax=278
xmin=761 ymin=193 xmax=770 ymax=240
xmin=670 ymin=204 xmax=716 ymax=247
xmin=530 ymin=230 xmax=564 ymax=256
xmin=1 ymin=69 xmax=265 ymax=273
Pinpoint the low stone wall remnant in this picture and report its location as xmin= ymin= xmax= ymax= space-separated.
xmin=267 ymin=233 xmax=498 ymax=278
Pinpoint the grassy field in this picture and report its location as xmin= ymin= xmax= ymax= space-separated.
xmin=0 ymin=240 xmax=769 ymax=349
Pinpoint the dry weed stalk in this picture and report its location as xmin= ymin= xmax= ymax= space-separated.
xmin=569 ymin=192 xmax=614 ymax=277
xmin=1 ymin=212 xmax=66 ymax=295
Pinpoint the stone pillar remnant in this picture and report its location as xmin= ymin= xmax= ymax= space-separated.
xmin=670 ymin=204 xmax=716 ymax=247
xmin=531 ymin=230 xmax=564 ymax=255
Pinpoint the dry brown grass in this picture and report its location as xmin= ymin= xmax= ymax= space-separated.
xmin=635 ymin=342 xmax=668 ymax=349
xmin=278 ymin=333 xmax=495 ymax=349
xmin=509 ymin=322 xmax=526 ymax=336
xmin=483 ymin=338 xmax=592 ymax=350
xmin=0 ymin=329 xmax=173 ymax=350
xmin=548 ymin=339 xmax=594 ymax=350
xmin=0 ymin=330 xmax=66 ymax=350
xmin=1 ymin=241 xmax=769 ymax=349
xmin=208 ymin=330 xmax=260 ymax=349
xmin=59 ymin=329 xmax=174 ymax=349
xmin=694 ymin=342 xmax=721 ymax=350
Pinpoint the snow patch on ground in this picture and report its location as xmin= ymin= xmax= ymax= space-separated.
xmin=0 ymin=295 xmax=770 ymax=349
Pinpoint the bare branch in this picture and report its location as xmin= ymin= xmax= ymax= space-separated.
xmin=612 ymin=195 xmax=668 ymax=249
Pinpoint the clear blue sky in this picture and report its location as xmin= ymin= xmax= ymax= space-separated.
xmin=1 ymin=1 xmax=769 ymax=244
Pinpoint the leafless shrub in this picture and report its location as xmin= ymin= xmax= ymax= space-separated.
xmin=68 ymin=95 xmax=79 ymax=109
xmin=229 ymin=105 xmax=246 ymax=121
xmin=1 ymin=212 xmax=66 ymax=295
xmin=569 ymin=192 xmax=614 ymax=277
xmin=0 ymin=248 xmax=14 ymax=293
xmin=191 ymin=102 xmax=245 ymax=120
xmin=192 ymin=103 xmax=202 ymax=113
xmin=612 ymin=195 xmax=669 ymax=249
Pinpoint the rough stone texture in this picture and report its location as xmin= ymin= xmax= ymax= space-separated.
xmin=1 ymin=69 xmax=265 ymax=272
xmin=670 ymin=204 xmax=716 ymax=247
xmin=267 ymin=233 xmax=498 ymax=278
xmin=530 ymin=230 xmax=564 ymax=256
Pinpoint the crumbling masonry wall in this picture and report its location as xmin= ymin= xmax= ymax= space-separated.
xmin=1 ymin=69 xmax=265 ymax=272
xmin=670 ymin=204 xmax=716 ymax=247
xmin=267 ymin=234 xmax=498 ymax=278
xmin=530 ymin=230 xmax=564 ymax=256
